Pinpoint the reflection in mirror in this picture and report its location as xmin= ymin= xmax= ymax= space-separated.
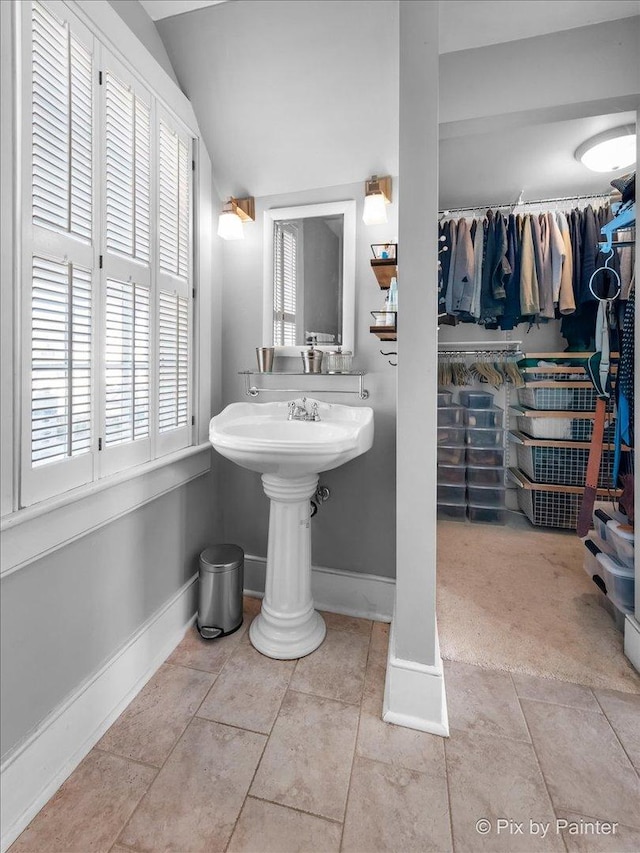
xmin=273 ymin=215 xmax=343 ymax=347
xmin=263 ymin=200 xmax=356 ymax=356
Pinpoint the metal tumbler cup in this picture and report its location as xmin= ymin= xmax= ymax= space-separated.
xmin=256 ymin=347 xmax=274 ymax=372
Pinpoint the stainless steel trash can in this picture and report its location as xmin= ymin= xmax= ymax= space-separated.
xmin=197 ymin=544 xmax=244 ymax=639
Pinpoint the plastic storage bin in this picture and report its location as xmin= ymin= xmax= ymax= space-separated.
xmin=197 ymin=544 xmax=244 ymax=638
xmin=466 ymin=447 xmax=505 ymax=467
xmin=596 ymin=553 xmax=635 ymax=610
xmin=437 ymin=391 xmax=453 ymax=407
xmin=437 ymin=483 xmax=466 ymax=504
xmin=467 ymin=484 xmax=506 ymax=507
xmin=437 ymin=501 xmax=467 ymax=522
xmin=438 ymin=405 xmax=464 ymax=426
xmin=468 ymin=504 xmax=507 ymax=524
xmin=437 ymin=464 xmax=466 ymax=485
xmin=459 ymin=390 xmax=494 ymax=408
xmin=467 ymin=465 xmax=505 ymax=485
xmin=466 ymin=427 xmax=504 ymax=448
xmin=437 ymin=426 xmax=466 ymax=445
xmin=514 ymin=412 xmax=614 ymax=442
xmin=606 ymin=520 xmax=634 ymax=568
xmin=438 ymin=445 xmax=466 ymax=465
xmin=464 ymin=407 xmax=503 ymax=428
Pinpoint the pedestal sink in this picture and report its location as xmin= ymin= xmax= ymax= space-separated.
xmin=209 ymin=399 xmax=374 ymax=659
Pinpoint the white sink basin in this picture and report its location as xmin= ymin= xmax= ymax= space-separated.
xmin=209 ymin=399 xmax=374 ymax=660
xmin=209 ymin=400 xmax=374 ymax=477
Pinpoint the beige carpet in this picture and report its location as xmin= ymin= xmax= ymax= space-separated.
xmin=437 ymin=517 xmax=640 ymax=694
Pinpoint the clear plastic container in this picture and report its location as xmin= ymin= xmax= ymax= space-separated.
xmin=467 ymin=484 xmax=506 ymax=507
xmin=466 ymin=427 xmax=504 ymax=448
xmin=466 ymin=447 xmax=505 ymax=467
xmin=438 ymin=405 xmax=464 ymax=426
xmin=437 ymin=391 xmax=453 ymax=407
xmin=597 ymin=552 xmax=635 ymax=610
xmin=464 ymin=407 xmax=504 ymax=428
xmin=515 ymin=415 xmax=572 ymax=440
xmin=437 ymin=464 xmax=466 ymax=485
xmin=460 ymin=390 xmax=494 ymax=409
xmin=437 ymin=483 xmax=466 ymax=504
xmin=325 ymin=348 xmax=353 ymax=374
xmin=437 ymin=502 xmax=467 ymax=522
xmin=438 ymin=445 xmax=466 ymax=465
xmin=467 ymin=465 xmax=505 ymax=485
xmin=592 ymin=508 xmax=613 ymax=542
xmin=437 ymin=426 xmax=466 ymax=446
xmin=606 ymin=520 xmax=634 ymax=569
xmin=468 ymin=504 xmax=507 ymax=524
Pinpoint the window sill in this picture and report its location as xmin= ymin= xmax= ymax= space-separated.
xmin=0 ymin=443 xmax=212 ymax=579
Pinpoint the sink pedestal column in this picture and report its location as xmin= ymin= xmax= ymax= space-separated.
xmin=249 ymin=473 xmax=326 ymax=659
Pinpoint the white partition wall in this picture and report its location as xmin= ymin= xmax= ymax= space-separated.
xmin=383 ymin=0 xmax=448 ymax=736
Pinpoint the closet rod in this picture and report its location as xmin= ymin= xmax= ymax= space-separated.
xmin=438 ymin=340 xmax=522 ymax=350
xmin=437 ymin=349 xmax=523 ymax=358
xmin=440 ymin=192 xmax=613 ymax=215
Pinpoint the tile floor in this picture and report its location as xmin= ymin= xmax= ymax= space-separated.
xmin=10 ymin=597 xmax=640 ymax=853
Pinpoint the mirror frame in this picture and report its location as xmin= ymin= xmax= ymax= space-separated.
xmin=262 ymin=200 xmax=356 ymax=356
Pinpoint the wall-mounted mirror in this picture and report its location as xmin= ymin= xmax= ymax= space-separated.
xmin=263 ymin=200 xmax=356 ymax=355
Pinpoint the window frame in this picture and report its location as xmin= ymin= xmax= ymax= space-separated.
xmin=15 ymin=0 xmax=199 ymax=510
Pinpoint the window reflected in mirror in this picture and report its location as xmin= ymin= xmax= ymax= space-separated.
xmin=273 ymin=215 xmax=343 ymax=347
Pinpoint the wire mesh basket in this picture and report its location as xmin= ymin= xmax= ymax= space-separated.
xmin=514 ymin=415 xmax=616 ymax=442
xmin=517 ymin=385 xmax=597 ymax=411
xmin=514 ymin=442 xmax=618 ymax=488
xmin=516 ymin=487 xmax=583 ymax=529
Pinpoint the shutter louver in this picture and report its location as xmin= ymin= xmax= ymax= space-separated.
xmin=32 ymin=0 xmax=92 ymax=241
xmin=273 ymin=223 xmax=297 ymax=346
xmin=105 ymin=71 xmax=150 ymax=262
xmin=104 ymin=279 xmax=150 ymax=447
xmin=31 ymin=255 xmax=92 ymax=466
xmin=158 ymin=291 xmax=189 ymax=433
xmin=159 ymin=121 xmax=189 ymax=278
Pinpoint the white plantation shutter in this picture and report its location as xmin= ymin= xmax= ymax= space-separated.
xmin=104 ymin=279 xmax=150 ymax=446
xmin=31 ymin=0 xmax=92 ymax=241
xmin=156 ymin=111 xmax=192 ymax=456
xmin=159 ymin=121 xmax=190 ymax=278
xmin=31 ymin=256 xmax=92 ymax=465
xmin=273 ymin=222 xmax=297 ymax=346
xmin=20 ymin=3 xmax=195 ymax=505
xmin=104 ymin=70 xmax=150 ymax=262
xmin=158 ymin=292 xmax=189 ymax=433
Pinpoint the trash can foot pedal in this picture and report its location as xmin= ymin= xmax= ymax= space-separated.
xmin=198 ymin=625 xmax=223 ymax=640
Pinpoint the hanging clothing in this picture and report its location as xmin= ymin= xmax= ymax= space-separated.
xmin=448 ymin=217 xmax=475 ymax=314
xmin=548 ymin=212 xmax=565 ymax=308
xmin=470 ymin=218 xmax=484 ymax=319
xmin=499 ymin=213 xmax=522 ymax=331
xmin=537 ymin=213 xmax=555 ymax=319
xmin=555 ymin=212 xmax=575 ymax=315
xmin=519 ymin=215 xmax=540 ymax=317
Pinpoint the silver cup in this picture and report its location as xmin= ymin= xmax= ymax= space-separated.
xmin=256 ymin=347 xmax=275 ymax=372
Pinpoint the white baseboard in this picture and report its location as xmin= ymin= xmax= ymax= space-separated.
xmin=0 ymin=574 xmax=198 ymax=853
xmin=243 ymin=555 xmax=394 ymax=622
xmin=624 ymin=615 xmax=640 ymax=673
xmin=382 ymin=619 xmax=449 ymax=737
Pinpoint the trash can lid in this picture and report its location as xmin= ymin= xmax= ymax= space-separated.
xmin=200 ymin=544 xmax=244 ymax=572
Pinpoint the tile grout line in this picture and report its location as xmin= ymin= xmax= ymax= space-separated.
xmin=222 ymin=719 xmax=272 ymax=852
xmin=246 ymin=793 xmax=344 ymax=827
xmin=338 ymin=620 xmax=373 ymax=851
xmin=590 ymin=691 xmax=640 ymax=782
xmin=512 ymin=681 xmax=570 ymax=853
xmin=441 ymin=738 xmax=457 ymax=853
xmin=92 ymin=745 xmax=163 ymax=774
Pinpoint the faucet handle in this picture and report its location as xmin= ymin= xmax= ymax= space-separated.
xmin=310 ymin=401 xmax=320 ymax=421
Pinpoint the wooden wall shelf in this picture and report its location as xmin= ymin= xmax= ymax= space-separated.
xmin=370 ymin=326 xmax=397 ymax=341
xmin=370 ymin=259 xmax=398 ymax=289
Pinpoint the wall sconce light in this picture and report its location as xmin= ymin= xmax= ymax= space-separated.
xmin=217 ymin=196 xmax=255 ymax=240
xmin=363 ymin=175 xmax=392 ymax=225
xmin=574 ymin=126 xmax=636 ymax=173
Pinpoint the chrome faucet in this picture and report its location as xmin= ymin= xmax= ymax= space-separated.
xmin=287 ymin=398 xmax=320 ymax=422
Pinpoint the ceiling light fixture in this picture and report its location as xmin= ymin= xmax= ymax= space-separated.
xmin=575 ymin=126 xmax=636 ymax=173
xmin=217 ymin=196 xmax=255 ymax=240
xmin=363 ymin=175 xmax=392 ymax=225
